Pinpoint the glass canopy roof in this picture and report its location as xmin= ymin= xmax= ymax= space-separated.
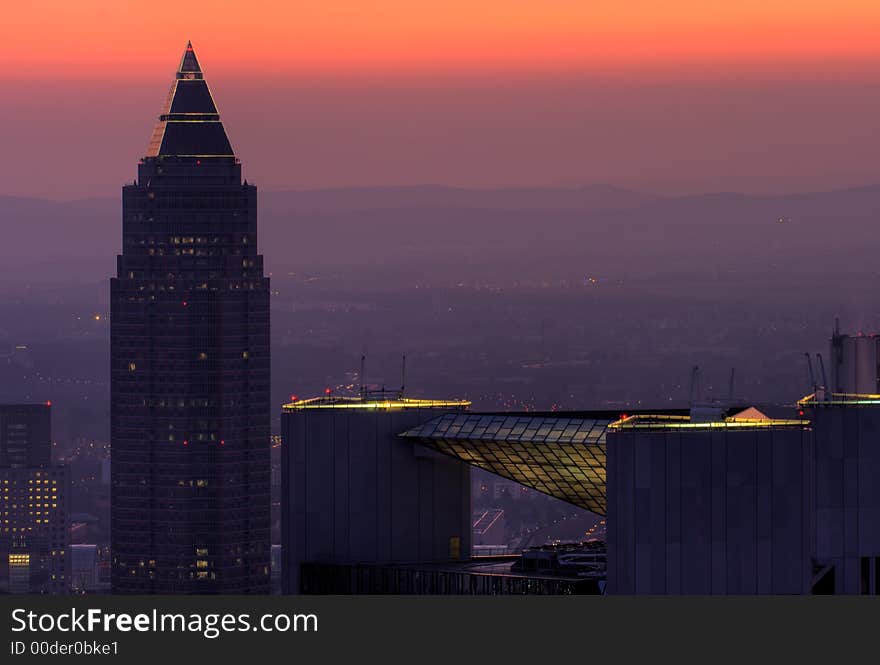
xmin=401 ymin=413 xmax=611 ymax=515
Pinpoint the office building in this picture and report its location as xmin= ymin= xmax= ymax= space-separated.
xmin=110 ymin=42 xmax=270 ymax=593
xmin=0 ymin=404 xmax=70 ymax=594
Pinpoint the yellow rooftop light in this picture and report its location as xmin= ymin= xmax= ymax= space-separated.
xmin=798 ymin=392 xmax=880 ymax=407
xmin=283 ymin=396 xmax=470 ymax=411
xmin=609 ymin=413 xmax=809 ymax=430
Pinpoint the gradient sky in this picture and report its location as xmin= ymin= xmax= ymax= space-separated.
xmin=4 ymin=1 xmax=880 ymax=198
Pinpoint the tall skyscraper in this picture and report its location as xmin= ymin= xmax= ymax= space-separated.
xmin=110 ymin=42 xmax=270 ymax=593
xmin=0 ymin=403 xmax=70 ymax=594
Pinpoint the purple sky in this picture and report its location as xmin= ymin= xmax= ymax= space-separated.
xmin=5 ymin=69 xmax=880 ymax=199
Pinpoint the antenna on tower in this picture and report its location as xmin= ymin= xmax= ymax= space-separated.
xmin=400 ymin=354 xmax=407 ymax=398
xmin=817 ymin=353 xmax=829 ymax=401
xmin=360 ymin=354 xmax=366 ymax=399
xmin=805 ymin=352 xmax=816 ymax=391
xmin=689 ymin=365 xmax=701 ymax=405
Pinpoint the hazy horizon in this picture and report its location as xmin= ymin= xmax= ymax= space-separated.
xmin=7 ymin=71 xmax=880 ymax=199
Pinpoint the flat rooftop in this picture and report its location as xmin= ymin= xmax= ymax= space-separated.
xmin=798 ymin=392 xmax=880 ymax=407
xmin=283 ymin=391 xmax=470 ymax=412
xmin=609 ymin=411 xmax=810 ymax=431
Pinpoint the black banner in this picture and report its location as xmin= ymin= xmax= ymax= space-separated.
xmin=0 ymin=595 xmax=868 ymax=662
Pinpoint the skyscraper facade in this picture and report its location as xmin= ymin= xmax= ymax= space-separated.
xmin=110 ymin=43 xmax=270 ymax=593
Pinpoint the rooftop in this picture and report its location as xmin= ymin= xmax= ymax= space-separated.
xmin=798 ymin=392 xmax=880 ymax=407
xmin=608 ymin=409 xmax=809 ymax=431
xmin=282 ymin=391 xmax=470 ymax=411
xmin=401 ymin=411 xmax=622 ymax=515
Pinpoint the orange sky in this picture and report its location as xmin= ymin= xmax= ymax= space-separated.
xmin=4 ymin=0 xmax=880 ymax=78
xmin=5 ymin=1 xmax=880 ymax=198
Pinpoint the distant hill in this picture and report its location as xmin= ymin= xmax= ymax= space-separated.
xmin=2 ymin=184 xmax=880 ymax=286
xmin=260 ymin=184 xmax=662 ymax=214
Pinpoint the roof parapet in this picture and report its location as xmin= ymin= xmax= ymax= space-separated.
xmin=798 ymin=392 xmax=880 ymax=407
xmin=609 ymin=413 xmax=809 ymax=430
xmin=283 ymin=395 xmax=470 ymax=411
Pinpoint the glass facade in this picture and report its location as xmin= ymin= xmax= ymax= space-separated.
xmin=402 ymin=413 xmax=610 ymax=514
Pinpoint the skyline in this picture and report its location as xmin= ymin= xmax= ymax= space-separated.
xmin=5 ymin=2 xmax=880 ymax=198
xmin=5 ymin=10 xmax=880 ymax=603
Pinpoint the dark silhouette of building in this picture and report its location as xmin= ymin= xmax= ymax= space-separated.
xmin=602 ymin=395 xmax=880 ymax=595
xmin=1 ymin=404 xmax=51 ymax=468
xmin=0 ymin=403 xmax=70 ymax=594
xmin=606 ymin=411 xmax=812 ymax=594
xmin=110 ymin=42 xmax=270 ymax=593
xmin=281 ymin=393 xmax=472 ymax=593
xmin=805 ymin=392 xmax=880 ymax=594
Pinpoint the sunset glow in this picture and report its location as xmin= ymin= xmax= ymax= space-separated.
xmin=4 ymin=1 xmax=880 ymax=198
xmin=4 ymin=0 xmax=880 ymax=78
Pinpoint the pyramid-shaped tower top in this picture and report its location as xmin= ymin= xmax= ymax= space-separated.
xmin=178 ymin=40 xmax=202 ymax=75
xmin=145 ymin=41 xmax=234 ymax=158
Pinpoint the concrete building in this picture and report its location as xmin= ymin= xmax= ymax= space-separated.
xmin=281 ymin=393 xmax=472 ymax=593
xmin=803 ymin=392 xmax=880 ymax=593
xmin=605 ymin=411 xmax=812 ymax=594
xmin=278 ymin=328 xmax=880 ymax=595
xmin=604 ymin=391 xmax=880 ymax=595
